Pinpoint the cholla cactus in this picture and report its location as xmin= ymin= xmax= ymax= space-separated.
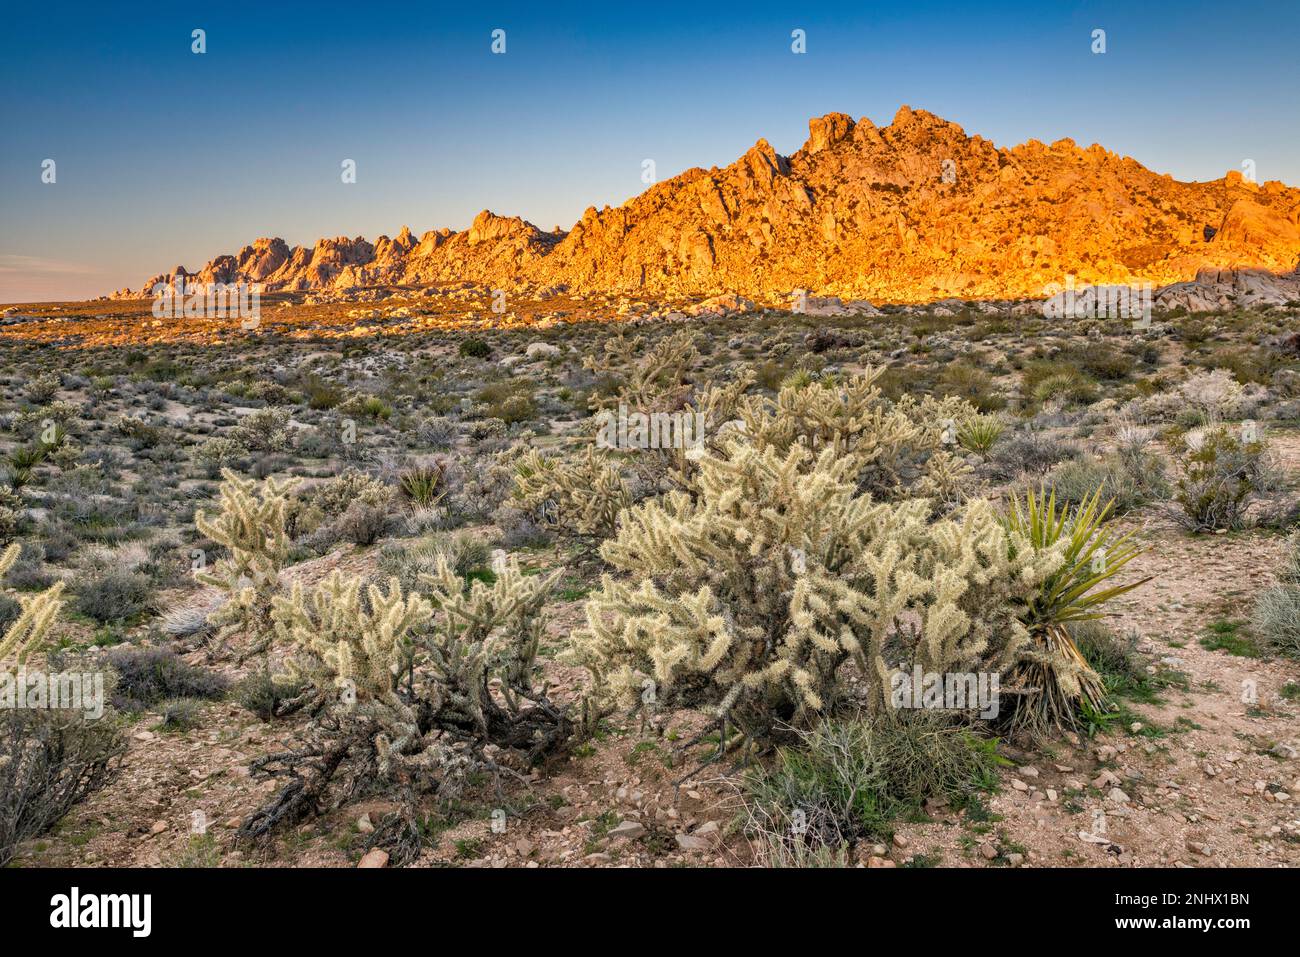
xmin=274 ymin=572 xmax=431 ymax=701
xmin=244 ymin=550 xmax=569 ymax=863
xmin=512 ymin=446 xmax=631 ymax=541
xmin=583 ymin=329 xmax=698 ymax=414
xmin=272 ymin=572 xmax=434 ymax=777
xmin=569 ymin=440 xmax=1056 ymax=744
xmin=194 ymin=468 xmax=297 ymax=657
xmin=0 ymin=543 xmax=66 ymax=666
xmin=418 ymin=555 xmax=563 ymax=740
xmin=733 ymin=368 xmax=973 ymax=500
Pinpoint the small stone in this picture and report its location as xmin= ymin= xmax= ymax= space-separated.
xmin=1108 ymin=788 xmax=1131 ymax=804
xmin=607 ymin=821 xmax=646 ymax=841
xmin=979 ymin=843 xmax=998 ymax=860
xmin=1006 ymin=852 xmax=1024 ymax=866
xmin=149 ymin=820 xmax=168 ymax=835
xmin=892 ymin=833 xmax=910 ymax=849
xmin=676 ymin=833 xmax=709 ymax=852
xmin=1093 ymin=770 xmax=1121 ymax=789
xmin=867 ymin=856 xmax=897 ymax=868
xmin=356 ymin=813 xmax=374 ymax=834
xmin=357 ymin=849 xmax=389 ymax=868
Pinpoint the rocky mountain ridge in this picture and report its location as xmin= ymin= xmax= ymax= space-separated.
xmin=120 ymin=106 xmax=1300 ymax=304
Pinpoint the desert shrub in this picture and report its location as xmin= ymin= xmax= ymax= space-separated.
xmin=156 ymin=596 xmax=219 ymax=640
xmin=306 ymin=469 xmax=389 ymax=518
xmin=302 ymin=376 xmax=343 ymax=410
xmin=233 ymin=668 xmax=308 ymax=722
xmin=1061 ymin=343 xmax=1135 ymax=381
xmin=458 ymin=337 xmax=492 ymax=359
xmin=102 ymin=645 xmax=229 ymax=712
xmin=1249 ymin=531 xmax=1300 ymax=657
xmin=415 ymin=416 xmax=457 ymax=449
xmin=1031 ymin=369 xmax=1100 ymax=406
xmin=1047 ymin=456 xmax=1153 ymax=515
xmin=936 ymin=363 xmax=1006 ymax=412
xmin=989 ymin=430 xmax=1080 ymax=479
xmin=754 ymin=359 xmax=795 ymax=393
xmin=230 ymin=407 xmax=292 ymax=454
xmin=476 ymin=381 xmax=537 ymax=425
xmin=334 ymin=499 xmax=391 ymax=546
xmin=375 ymin=532 xmax=489 ymax=592
xmin=494 ymin=505 xmax=553 ymax=550
xmin=1111 ymin=417 xmax=1167 ymax=489
xmin=194 ymin=437 xmax=242 ymax=475
xmin=741 ymin=715 xmax=999 ymax=863
xmin=493 ymin=392 xmax=537 ymax=425
xmin=1071 ymin=620 xmax=1147 ymax=692
xmin=72 ymin=567 xmax=152 ymax=624
xmin=1251 ymin=586 xmax=1300 ymax=657
xmin=0 ymin=710 xmax=124 ymax=867
xmin=155 ymin=697 xmax=203 ymax=731
xmin=1174 ymin=427 xmax=1267 ymax=532
xmin=242 ymin=556 xmax=569 ymax=864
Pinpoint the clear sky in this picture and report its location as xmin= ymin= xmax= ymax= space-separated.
xmin=2 ymin=0 xmax=1297 ymax=302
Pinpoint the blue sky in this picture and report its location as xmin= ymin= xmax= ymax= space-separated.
xmin=2 ymin=0 xmax=1298 ymax=301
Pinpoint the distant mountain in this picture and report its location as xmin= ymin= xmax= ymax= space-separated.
xmin=121 ymin=106 xmax=1300 ymax=303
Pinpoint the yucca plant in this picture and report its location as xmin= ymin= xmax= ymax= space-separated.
xmin=37 ymin=425 xmax=68 ymax=452
xmin=957 ymin=414 xmax=1005 ymax=454
xmin=1003 ymin=486 xmax=1150 ymax=737
xmin=8 ymin=445 xmax=47 ymax=472
xmin=779 ymin=368 xmax=819 ymax=391
xmin=398 ymin=462 xmax=446 ymax=507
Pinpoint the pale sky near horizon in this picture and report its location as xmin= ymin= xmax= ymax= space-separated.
xmin=2 ymin=0 xmax=1298 ymax=302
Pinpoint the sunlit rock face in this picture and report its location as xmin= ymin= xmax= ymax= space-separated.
xmin=117 ymin=108 xmax=1300 ymax=304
